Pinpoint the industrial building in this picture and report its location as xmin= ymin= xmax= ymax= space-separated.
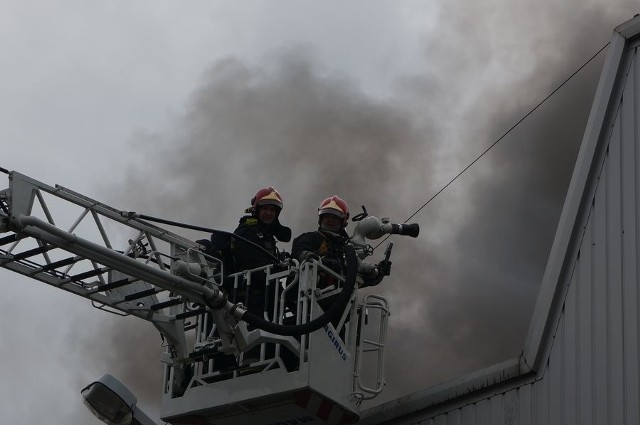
xmin=360 ymin=14 xmax=640 ymax=425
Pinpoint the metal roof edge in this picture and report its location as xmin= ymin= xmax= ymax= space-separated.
xmin=615 ymin=13 xmax=640 ymax=39
xmin=521 ymin=18 xmax=635 ymax=371
xmin=359 ymin=357 xmax=529 ymax=425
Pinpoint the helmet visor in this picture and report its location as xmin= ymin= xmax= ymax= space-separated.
xmin=318 ymin=207 xmax=345 ymax=218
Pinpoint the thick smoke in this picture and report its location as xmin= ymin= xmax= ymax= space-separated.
xmin=78 ymin=47 xmax=438 ymax=417
xmin=76 ymin=1 xmax=638 ymax=417
xmin=377 ymin=2 xmax=636 ymax=399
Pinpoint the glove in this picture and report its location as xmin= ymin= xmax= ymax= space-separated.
xmin=376 ymin=260 xmax=392 ymax=276
xmin=196 ymin=239 xmax=213 ymax=254
xmin=299 ymin=251 xmax=320 ymax=262
xmin=278 ymin=251 xmax=291 ymax=261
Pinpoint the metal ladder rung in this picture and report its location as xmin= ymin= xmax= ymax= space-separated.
xmin=362 ymin=340 xmax=384 ymax=348
xmin=151 ymin=298 xmax=184 ymax=311
xmin=39 ymin=256 xmax=77 ymax=272
xmin=12 ymin=245 xmax=51 ymax=261
xmin=0 ymin=234 xmax=21 ymax=246
xmin=175 ymin=307 xmax=207 ymax=320
xmin=70 ymin=267 xmax=108 ymax=282
xmin=86 ymin=277 xmax=135 ymax=294
xmin=123 ymin=288 xmax=160 ymax=302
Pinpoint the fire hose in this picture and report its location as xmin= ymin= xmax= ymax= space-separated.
xmin=237 ymin=243 xmax=359 ymax=336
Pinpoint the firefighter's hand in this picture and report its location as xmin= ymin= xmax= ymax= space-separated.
xmin=278 ymin=251 xmax=291 ymax=261
xmin=377 ymin=260 xmax=392 ymax=276
xmin=196 ymin=239 xmax=213 ymax=254
xmin=300 ymin=251 xmax=320 ymax=262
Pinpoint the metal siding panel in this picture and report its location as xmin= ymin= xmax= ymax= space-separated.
xmin=563 ymin=271 xmax=578 ymax=425
xmin=578 ymin=218 xmax=593 ymax=425
xmin=621 ymin=45 xmax=640 ymax=425
xmin=548 ymin=311 xmax=564 ymax=425
xmin=461 ymin=403 xmax=475 ymax=425
xmin=592 ymin=161 xmax=609 ymax=425
xmin=534 ymin=366 xmax=549 ymax=425
xmin=489 ymin=395 xmax=502 ymax=424
xmin=434 ymin=414 xmax=447 ymax=425
xmin=502 ymin=390 xmax=517 ymax=425
xmin=446 ymin=409 xmax=460 ymax=425
xmin=474 ymin=399 xmax=489 ymax=425
xmin=518 ymin=384 xmax=532 ymax=425
xmin=607 ymin=103 xmax=624 ymax=425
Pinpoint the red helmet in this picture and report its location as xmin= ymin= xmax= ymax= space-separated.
xmin=251 ymin=187 xmax=284 ymax=211
xmin=318 ymin=195 xmax=349 ymax=225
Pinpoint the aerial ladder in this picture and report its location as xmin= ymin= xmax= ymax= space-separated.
xmin=0 ymin=170 xmax=418 ymax=425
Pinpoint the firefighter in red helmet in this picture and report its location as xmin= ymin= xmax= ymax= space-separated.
xmin=233 ymin=186 xmax=291 ymax=272
xmin=291 ymin=195 xmax=350 ymax=281
xmin=292 ymin=195 xmax=391 ymax=289
xmin=224 ymin=187 xmax=292 ymax=320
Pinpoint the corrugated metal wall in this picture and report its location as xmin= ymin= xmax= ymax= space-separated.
xmin=385 ymin=44 xmax=640 ymax=425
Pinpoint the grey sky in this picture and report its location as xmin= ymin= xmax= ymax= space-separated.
xmin=0 ymin=1 xmax=637 ymax=424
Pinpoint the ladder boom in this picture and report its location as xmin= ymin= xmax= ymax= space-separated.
xmin=0 ymin=171 xmax=230 ymax=366
xmin=0 ymin=170 xmax=394 ymax=424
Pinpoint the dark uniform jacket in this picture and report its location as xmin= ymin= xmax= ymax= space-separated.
xmin=292 ymin=228 xmax=388 ymax=288
xmin=233 ymin=216 xmax=279 ymax=272
xmin=232 ymin=216 xmax=291 ymax=317
xmin=291 ymin=229 xmax=349 ymax=278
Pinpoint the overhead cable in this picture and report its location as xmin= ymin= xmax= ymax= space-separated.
xmin=405 ymin=42 xmax=610 ymax=223
xmin=374 ymin=41 xmax=611 ymax=250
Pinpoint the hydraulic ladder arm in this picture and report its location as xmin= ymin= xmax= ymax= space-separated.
xmin=0 ymin=170 xmax=405 ymax=424
xmin=0 ymin=171 xmax=231 ymax=379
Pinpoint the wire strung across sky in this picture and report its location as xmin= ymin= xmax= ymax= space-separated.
xmin=372 ymin=41 xmax=611 ymax=251
xmin=404 ymin=42 xmax=610 ymax=224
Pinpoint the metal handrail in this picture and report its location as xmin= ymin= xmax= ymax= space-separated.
xmin=354 ymin=294 xmax=390 ymax=399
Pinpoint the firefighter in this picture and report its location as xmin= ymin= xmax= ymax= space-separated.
xmin=233 ymin=186 xmax=291 ymax=317
xmin=233 ymin=186 xmax=291 ymax=271
xmin=292 ymin=195 xmax=391 ymax=288
xmin=291 ymin=195 xmax=351 ymax=285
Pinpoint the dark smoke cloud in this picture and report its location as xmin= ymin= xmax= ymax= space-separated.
xmin=378 ymin=1 xmax=637 ymax=400
xmin=65 ymin=316 xmax=164 ymax=414
xmin=82 ymin=46 xmax=439 ymax=419
xmin=116 ymin=48 xmax=439 ymax=226
xmin=77 ymin=1 xmax=637 ymax=417
xmin=381 ymin=62 xmax=602 ymax=395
